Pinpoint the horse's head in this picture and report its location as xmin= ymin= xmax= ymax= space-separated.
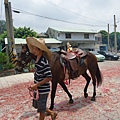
xmin=15 ymin=44 xmax=36 ymax=72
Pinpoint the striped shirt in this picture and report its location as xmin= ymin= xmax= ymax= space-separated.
xmin=34 ymin=55 xmax=52 ymax=94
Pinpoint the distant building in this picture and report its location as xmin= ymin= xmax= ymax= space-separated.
xmin=37 ymin=33 xmax=49 ymax=38
xmin=94 ymin=33 xmax=108 ymax=51
xmin=4 ymin=27 xmax=102 ymax=58
xmin=4 ymin=38 xmax=62 ymax=57
xmin=95 ymin=33 xmax=102 ymax=44
xmin=46 ymin=27 xmax=98 ymax=51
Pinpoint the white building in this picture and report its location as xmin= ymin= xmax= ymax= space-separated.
xmin=4 ymin=38 xmax=62 ymax=57
xmin=46 ymin=27 xmax=98 ymax=50
xmin=4 ymin=27 xmax=101 ymax=57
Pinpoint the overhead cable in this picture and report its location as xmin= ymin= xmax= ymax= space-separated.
xmin=12 ymin=8 xmax=107 ymax=28
xmin=43 ymin=0 xmax=107 ymax=24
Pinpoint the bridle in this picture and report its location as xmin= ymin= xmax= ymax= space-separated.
xmin=15 ymin=46 xmax=37 ymax=72
xmin=17 ymin=51 xmax=32 ymax=67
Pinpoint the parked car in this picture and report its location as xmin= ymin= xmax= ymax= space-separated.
xmin=49 ymin=47 xmax=60 ymax=52
xmin=98 ymin=51 xmax=119 ymax=60
xmin=89 ymin=51 xmax=105 ymax=62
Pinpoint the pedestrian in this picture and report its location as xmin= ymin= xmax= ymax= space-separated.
xmin=26 ymin=37 xmax=57 ymax=120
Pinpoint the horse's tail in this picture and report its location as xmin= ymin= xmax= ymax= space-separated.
xmin=96 ymin=64 xmax=103 ymax=87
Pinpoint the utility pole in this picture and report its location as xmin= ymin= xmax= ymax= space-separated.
xmin=107 ymin=23 xmax=110 ymax=51
xmin=114 ymin=15 xmax=117 ymax=54
xmin=4 ymin=0 xmax=16 ymax=62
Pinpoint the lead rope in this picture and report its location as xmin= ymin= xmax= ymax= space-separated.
xmin=60 ymin=57 xmax=69 ymax=85
xmin=63 ymin=65 xmax=69 ymax=85
xmin=28 ymin=86 xmax=39 ymax=100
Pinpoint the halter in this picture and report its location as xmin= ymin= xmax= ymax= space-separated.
xmin=17 ymin=51 xmax=32 ymax=66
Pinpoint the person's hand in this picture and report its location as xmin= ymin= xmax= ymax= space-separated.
xmin=31 ymin=84 xmax=38 ymax=90
xmin=28 ymin=84 xmax=38 ymax=98
xmin=28 ymin=84 xmax=38 ymax=91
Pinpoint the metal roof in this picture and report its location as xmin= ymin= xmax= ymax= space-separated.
xmin=49 ymin=27 xmax=98 ymax=33
xmin=5 ymin=38 xmax=62 ymax=45
xmin=44 ymin=38 xmax=62 ymax=43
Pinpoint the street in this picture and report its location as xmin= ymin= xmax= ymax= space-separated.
xmin=0 ymin=60 xmax=120 ymax=120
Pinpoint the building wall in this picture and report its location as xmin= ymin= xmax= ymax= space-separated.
xmin=47 ymin=28 xmax=96 ymax=42
xmin=6 ymin=43 xmax=61 ymax=55
xmin=5 ymin=37 xmax=62 ymax=57
xmin=46 ymin=43 xmax=61 ymax=49
xmin=46 ymin=28 xmax=98 ymax=51
xmin=78 ymin=42 xmax=95 ymax=50
xmin=57 ymin=32 xmax=95 ymax=41
xmin=46 ymin=28 xmax=58 ymax=38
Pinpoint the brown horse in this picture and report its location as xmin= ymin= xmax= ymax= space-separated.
xmin=15 ymin=45 xmax=103 ymax=110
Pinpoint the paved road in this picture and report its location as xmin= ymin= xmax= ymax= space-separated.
xmin=0 ymin=60 xmax=120 ymax=120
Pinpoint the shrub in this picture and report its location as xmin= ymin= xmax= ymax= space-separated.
xmin=0 ymin=52 xmax=8 ymax=64
xmin=0 ymin=52 xmax=14 ymax=70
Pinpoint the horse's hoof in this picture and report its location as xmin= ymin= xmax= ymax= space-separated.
xmin=91 ymin=97 xmax=96 ymax=101
xmin=69 ymin=99 xmax=74 ymax=104
xmin=84 ymin=93 xmax=88 ymax=98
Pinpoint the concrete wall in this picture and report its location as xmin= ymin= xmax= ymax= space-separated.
xmin=57 ymin=32 xmax=95 ymax=41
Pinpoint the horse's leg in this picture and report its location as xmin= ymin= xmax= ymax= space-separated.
xmin=50 ymin=80 xmax=58 ymax=110
xmin=91 ymin=75 xmax=96 ymax=101
xmin=59 ymin=81 xmax=74 ymax=104
xmin=89 ymin=71 xmax=96 ymax=101
xmin=82 ymin=71 xmax=91 ymax=98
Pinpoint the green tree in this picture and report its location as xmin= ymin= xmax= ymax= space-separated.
xmin=99 ymin=30 xmax=120 ymax=50
xmin=110 ymin=32 xmax=120 ymax=50
xmin=0 ymin=31 xmax=7 ymax=41
xmin=0 ymin=20 xmax=7 ymax=47
xmin=0 ymin=26 xmax=38 ymax=51
xmin=0 ymin=20 xmax=6 ymax=35
xmin=0 ymin=31 xmax=7 ymax=48
xmin=98 ymin=30 xmax=108 ymax=44
xmin=109 ymin=32 xmax=114 ymax=48
xmin=117 ymin=32 xmax=120 ymax=50
xmin=14 ymin=27 xmax=37 ymax=38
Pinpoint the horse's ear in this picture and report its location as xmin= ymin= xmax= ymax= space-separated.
xmin=25 ymin=44 xmax=29 ymax=52
xmin=22 ymin=45 xmax=24 ymax=49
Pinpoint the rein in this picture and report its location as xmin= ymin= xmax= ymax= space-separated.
xmin=28 ymin=86 xmax=39 ymax=100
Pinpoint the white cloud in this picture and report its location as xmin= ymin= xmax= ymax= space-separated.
xmin=1 ymin=0 xmax=120 ymax=33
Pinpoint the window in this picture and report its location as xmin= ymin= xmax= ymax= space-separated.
xmin=65 ymin=33 xmax=71 ymax=38
xmin=84 ymin=34 xmax=89 ymax=39
xmin=58 ymin=33 xmax=60 ymax=37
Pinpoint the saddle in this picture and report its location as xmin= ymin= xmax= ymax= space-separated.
xmin=61 ymin=48 xmax=87 ymax=59
xmin=61 ymin=49 xmax=87 ymax=80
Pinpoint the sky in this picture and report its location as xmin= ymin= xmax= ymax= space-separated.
xmin=0 ymin=0 xmax=120 ymax=33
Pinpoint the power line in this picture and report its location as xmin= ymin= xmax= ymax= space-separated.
xmin=43 ymin=0 xmax=107 ymax=24
xmin=12 ymin=8 xmax=107 ymax=28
